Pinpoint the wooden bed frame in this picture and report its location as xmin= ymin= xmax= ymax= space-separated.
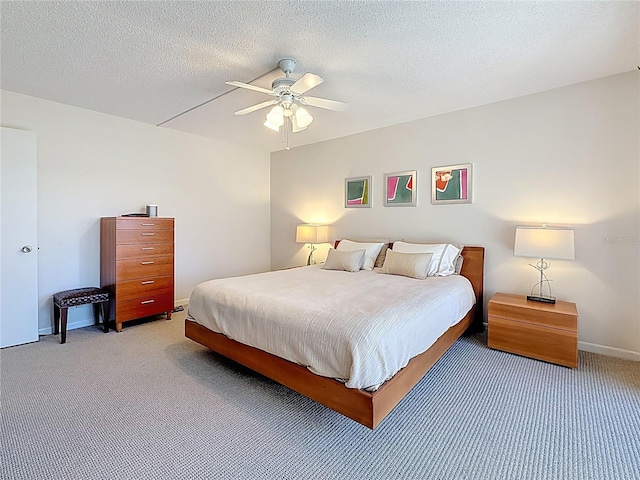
xmin=185 ymin=245 xmax=484 ymax=429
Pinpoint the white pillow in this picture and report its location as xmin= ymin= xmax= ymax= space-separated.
xmin=392 ymin=241 xmax=461 ymax=276
xmin=439 ymin=244 xmax=462 ymax=276
xmin=380 ymin=250 xmax=433 ymax=280
xmin=454 ymin=253 xmax=464 ymax=275
xmin=322 ymin=248 xmax=366 ymax=272
xmin=337 ymin=239 xmax=384 ymax=271
xmin=346 ymin=238 xmax=390 ymax=268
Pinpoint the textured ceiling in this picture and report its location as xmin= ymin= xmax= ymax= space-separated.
xmin=1 ymin=1 xmax=638 ymax=153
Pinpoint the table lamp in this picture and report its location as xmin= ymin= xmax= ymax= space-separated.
xmin=514 ymin=225 xmax=575 ymax=304
xmin=296 ymin=224 xmax=328 ymax=265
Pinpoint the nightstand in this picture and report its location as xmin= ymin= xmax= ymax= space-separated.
xmin=488 ymin=292 xmax=578 ymax=368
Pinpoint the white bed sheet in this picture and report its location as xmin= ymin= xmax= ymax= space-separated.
xmin=187 ymin=265 xmax=475 ymax=390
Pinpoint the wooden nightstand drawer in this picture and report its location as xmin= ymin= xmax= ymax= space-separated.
xmin=488 ymin=316 xmax=578 ymax=368
xmin=489 ymin=302 xmax=576 ymax=330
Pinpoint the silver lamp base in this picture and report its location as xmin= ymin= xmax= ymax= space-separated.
xmin=307 ymin=244 xmax=317 ymax=265
xmin=527 ymin=294 xmax=556 ymax=304
xmin=527 ymin=258 xmax=556 ymax=304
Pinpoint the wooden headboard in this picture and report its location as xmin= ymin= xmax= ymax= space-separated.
xmin=333 ymin=241 xmax=485 ymax=332
xmin=458 ymin=246 xmax=485 ymax=332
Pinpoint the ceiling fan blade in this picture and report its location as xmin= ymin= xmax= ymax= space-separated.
xmin=226 ymin=81 xmax=274 ymax=95
xmin=301 ymin=96 xmax=348 ymax=112
xmin=290 ymin=73 xmax=324 ymax=95
xmin=233 ymin=99 xmax=279 ymax=116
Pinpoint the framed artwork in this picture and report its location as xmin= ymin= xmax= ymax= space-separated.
xmin=384 ymin=171 xmax=417 ymax=207
xmin=431 ymin=163 xmax=472 ymax=204
xmin=345 ymin=176 xmax=372 ymax=208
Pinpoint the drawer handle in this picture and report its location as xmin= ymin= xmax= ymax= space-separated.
xmin=141 ymin=280 xmax=155 ymax=285
xmin=140 ymin=300 xmax=155 ymax=305
xmin=141 ymin=261 xmax=155 ymax=265
xmin=141 ymin=233 xmax=155 ymax=236
xmin=140 ymin=223 xmax=155 ymax=226
xmin=141 ymin=247 xmax=154 ymax=250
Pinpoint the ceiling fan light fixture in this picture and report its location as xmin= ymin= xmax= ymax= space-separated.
xmin=263 ymin=119 xmax=281 ymax=132
xmin=295 ymin=107 xmax=313 ymax=128
xmin=265 ymin=105 xmax=284 ymax=127
xmin=291 ymin=114 xmax=307 ymax=133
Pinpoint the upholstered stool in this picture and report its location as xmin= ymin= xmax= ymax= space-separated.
xmin=52 ymin=287 xmax=110 ymax=344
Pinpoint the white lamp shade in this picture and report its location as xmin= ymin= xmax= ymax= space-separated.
xmin=295 ymin=107 xmax=313 ymax=128
xmin=263 ymin=119 xmax=280 ymax=132
xmin=296 ymin=224 xmax=328 ymax=244
xmin=266 ymin=106 xmax=284 ymax=126
xmin=514 ymin=226 xmax=575 ymax=260
xmin=291 ymin=113 xmax=307 ymax=133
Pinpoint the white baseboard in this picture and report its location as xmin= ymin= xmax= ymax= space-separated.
xmin=39 ymin=317 xmax=95 ymax=336
xmin=39 ymin=298 xmax=190 ymax=336
xmin=578 ymin=341 xmax=640 ymax=361
xmin=175 ymin=298 xmax=189 ymax=308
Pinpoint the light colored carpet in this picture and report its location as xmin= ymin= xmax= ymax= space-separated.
xmin=1 ymin=312 xmax=638 ymax=480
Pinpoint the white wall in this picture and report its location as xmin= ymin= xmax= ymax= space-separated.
xmin=1 ymin=90 xmax=271 ymax=333
xmin=270 ymin=72 xmax=640 ymax=359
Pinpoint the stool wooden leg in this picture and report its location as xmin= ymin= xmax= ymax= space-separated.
xmin=60 ymin=307 xmax=68 ymax=344
xmin=100 ymin=301 xmax=109 ymax=333
xmin=92 ymin=303 xmax=100 ymax=326
xmin=53 ymin=303 xmax=60 ymax=335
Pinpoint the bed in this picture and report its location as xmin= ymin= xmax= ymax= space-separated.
xmin=185 ymin=243 xmax=484 ymax=429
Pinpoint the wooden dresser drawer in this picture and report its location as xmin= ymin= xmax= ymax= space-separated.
xmin=115 ymin=217 xmax=174 ymax=230
xmin=116 ymin=256 xmax=173 ymax=280
xmin=116 ymin=275 xmax=173 ymax=301
xmin=116 ymin=229 xmax=173 ymax=245
xmin=115 ymin=292 xmax=174 ymax=322
xmin=116 ymin=243 xmax=174 ymax=259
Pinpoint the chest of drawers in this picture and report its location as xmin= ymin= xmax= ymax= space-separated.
xmin=100 ymin=217 xmax=174 ymax=332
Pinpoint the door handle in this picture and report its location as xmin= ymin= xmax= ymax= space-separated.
xmin=21 ymin=245 xmax=32 ymax=254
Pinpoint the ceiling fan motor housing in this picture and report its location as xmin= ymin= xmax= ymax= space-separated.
xmin=272 ymin=77 xmax=296 ymax=95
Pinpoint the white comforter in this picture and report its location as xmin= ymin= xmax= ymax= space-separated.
xmin=187 ymin=265 xmax=475 ymax=390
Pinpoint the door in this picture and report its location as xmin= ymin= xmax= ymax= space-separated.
xmin=1 ymin=127 xmax=38 ymax=348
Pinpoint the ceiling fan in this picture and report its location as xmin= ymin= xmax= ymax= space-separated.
xmin=226 ymin=58 xmax=347 ymax=148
